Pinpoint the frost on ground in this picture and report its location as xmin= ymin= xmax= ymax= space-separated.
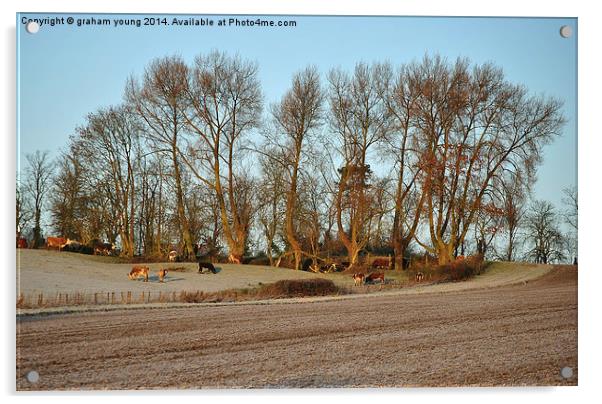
xmin=17 ymin=249 xmax=551 ymax=299
xmin=16 ymin=259 xmax=577 ymax=389
xmin=16 ymin=249 xmax=340 ymax=295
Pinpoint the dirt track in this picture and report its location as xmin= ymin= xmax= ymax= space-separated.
xmin=16 ymin=266 xmax=577 ymax=389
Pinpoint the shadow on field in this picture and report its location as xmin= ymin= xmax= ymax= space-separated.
xmin=130 ymin=276 xmax=187 ymax=283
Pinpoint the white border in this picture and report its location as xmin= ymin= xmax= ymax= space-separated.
xmin=3 ymin=1 xmax=600 ymax=403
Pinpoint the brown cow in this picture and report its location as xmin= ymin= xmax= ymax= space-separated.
xmin=365 ymin=272 xmax=385 ymax=284
xmin=46 ymin=237 xmax=67 ymax=251
xmin=157 ymin=268 xmax=168 ymax=283
xmin=128 ymin=266 xmax=149 ymax=282
xmin=228 ymin=253 xmax=241 ymax=265
xmin=352 ymin=273 xmax=366 ymax=286
xmin=168 ymin=250 xmax=178 ymax=262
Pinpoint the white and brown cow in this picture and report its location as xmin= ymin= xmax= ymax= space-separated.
xmin=352 ymin=273 xmax=366 ymax=286
xmin=128 ymin=266 xmax=149 ymax=282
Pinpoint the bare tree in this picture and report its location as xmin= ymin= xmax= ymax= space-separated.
xmin=472 ymin=201 xmax=505 ymax=258
xmin=327 ymin=63 xmax=391 ymax=266
xmin=257 ymin=150 xmax=287 ymax=265
xmin=266 ymin=66 xmax=323 ymax=270
xmin=297 ymin=170 xmax=329 ymax=268
xmin=126 ymin=55 xmax=196 ymax=259
xmin=179 ymin=51 xmax=262 ymax=263
xmin=377 ymin=63 xmax=425 ymax=269
xmin=411 ymin=55 xmax=565 ymax=264
xmin=562 ymin=185 xmax=578 ymax=264
xmin=49 ymin=153 xmax=87 ymax=241
xmin=364 ymin=176 xmax=393 ymax=252
xmin=16 ymin=175 xmax=32 ymax=238
xmin=135 ymin=153 xmax=170 ymax=257
xmin=524 ymin=200 xmax=566 ymax=264
xmin=24 ymin=151 xmax=54 ymax=248
xmin=496 ymin=174 xmax=527 ymax=261
xmin=74 ymin=106 xmax=140 ymax=256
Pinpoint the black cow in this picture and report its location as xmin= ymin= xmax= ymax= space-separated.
xmin=198 ymin=260 xmax=217 ymax=274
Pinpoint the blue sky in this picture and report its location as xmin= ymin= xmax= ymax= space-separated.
xmin=17 ymin=13 xmax=577 ymax=209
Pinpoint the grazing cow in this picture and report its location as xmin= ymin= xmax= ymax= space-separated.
xmin=228 ymin=253 xmax=241 ymax=265
xmin=128 ymin=266 xmax=149 ymax=282
xmin=415 ymin=272 xmax=424 ymax=282
xmin=371 ymin=258 xmax=392 ymax=270
xmin=352 ymin=273 xmax=366 ymax=286
xmin=157 ymin=268 xmax=168 ymax=283
xmin=198 ymin=261 xmax=217 ymax=274
xmin=46 ymin=237 xmax=67 ymax=251
xmin=365 ymin=272 xmax=385 ymax=284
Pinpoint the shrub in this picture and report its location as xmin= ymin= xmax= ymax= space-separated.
xmin=257 ymin=278 xmax=339 ymax=298
xmin=177 ymin=279 xmax=341 ymax=304
xmin=407 ymin=254 xmax=485 ymax=283
xmin=437 ymin=254 xmax=484 ymax=281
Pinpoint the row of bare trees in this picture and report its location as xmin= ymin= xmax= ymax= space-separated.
xmin=17 ymin=52 xmax=572 ymax=268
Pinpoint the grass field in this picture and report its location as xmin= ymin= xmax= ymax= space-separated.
xmin=16 ymin=249 xmax=551 ymax=310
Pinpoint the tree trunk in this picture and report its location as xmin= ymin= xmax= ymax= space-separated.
xmin=436 ymin=242 xmax=454 ymax=265
xmin=172 ymin=148 xmax=194 ymax=260
xmin=392 ymin=236 xmax=409 ymax=271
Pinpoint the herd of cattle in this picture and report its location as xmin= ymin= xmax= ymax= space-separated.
xmin=17 ymin=236 xmax=117 ymax=256
xmin=127 ymin=260 xmax=218 ymax=283
xmin=351 ymin=270 xmax=425 ymax=286
xmin=306 ymin=256 xmax=394 ymax=274
xmin=21 ymin=235 xmax=427 ymax=287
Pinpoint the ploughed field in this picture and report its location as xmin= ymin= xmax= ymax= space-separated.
xmin=16 ymin=265 xmax=577 ymax=389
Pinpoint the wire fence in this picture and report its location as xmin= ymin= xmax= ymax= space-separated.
xmin=16 ymin=290 xmax=185 ymax=309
